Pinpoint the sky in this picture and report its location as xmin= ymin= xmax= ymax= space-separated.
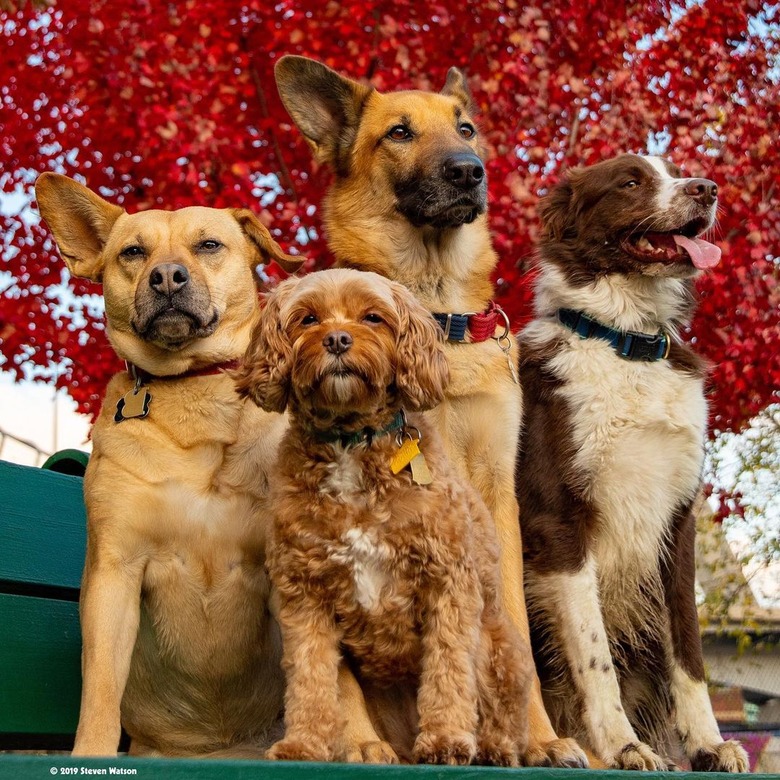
xmin=0 ymin=369 xmax=91 ymax=466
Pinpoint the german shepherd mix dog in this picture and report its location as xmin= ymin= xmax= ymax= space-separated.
xmin=35 ymin=173 xmax=305 ymax=757
xmin=274 ymin=55 xmax=586 ymax=768
xmin=516 ymin=155 xmax=748 ymax=772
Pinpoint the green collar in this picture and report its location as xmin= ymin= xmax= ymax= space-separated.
xmin=311 ymin=410 xmax=406 ymax=448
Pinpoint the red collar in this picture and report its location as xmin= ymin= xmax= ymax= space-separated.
xmin=432 ymin=302 xmax=510 ymax=343
xmin=125 ymin=359 xmax=241 ymax=383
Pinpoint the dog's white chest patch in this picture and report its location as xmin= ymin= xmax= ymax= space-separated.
xmin=551 ymin=335 xmax=707 ymax=580
xmin=321 ymin=448 xmax=364 ymax=499
xmin=330 ymin=527 xmax=391 ymax=611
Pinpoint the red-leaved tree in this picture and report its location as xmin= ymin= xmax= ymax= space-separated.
xmin=1 ymin=0 xmax=778 ymax=431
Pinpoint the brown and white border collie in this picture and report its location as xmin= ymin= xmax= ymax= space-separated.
xmin=516 ymin=154 xmax=748 ymax=772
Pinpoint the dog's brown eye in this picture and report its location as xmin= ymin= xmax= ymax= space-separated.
xmin=459 ymin=123 xmax=476 ymax=139
xmin=622 ymin=180 xmax=640 ymax=189
xmin=120 ymin=245 xmax=145 ymax=259
xmin=363 ymin=313 xmax=383 ymax=325
xmin=387 ymin=125 xmax=413 ymax=142
xmin=196 ymin=239 xmax=222 ymax=252
xmin=301 ymin=314 xmax=318 ymax=326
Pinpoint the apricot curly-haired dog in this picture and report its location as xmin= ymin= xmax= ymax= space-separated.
xmin=234 ymin=269 xmax=532 ymax=766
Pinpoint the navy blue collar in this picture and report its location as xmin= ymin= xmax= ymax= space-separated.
xmin=557 ymin=309 xmax=671 ymax=362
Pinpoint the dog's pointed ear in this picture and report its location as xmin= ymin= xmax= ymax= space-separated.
xmin=441 ymin=67 xmax=473 ymax=111
xmin=231 ymin=208 xmax=305 ymax=275
xmin=538 ymin=174 xmax=578 ymax=243
xmin=233 ymin=276 xmax=299 ymax=413
xmin=391 ymin=283 xmax=450 ymax=412
xmin=274 ymin=55 xmax=373 ymax=172
xmin=35 ymin=173 xmax=124 ymax=282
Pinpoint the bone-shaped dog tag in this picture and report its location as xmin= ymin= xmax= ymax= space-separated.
xmin=409 ymin=452 xmax=433 ymax=485
xmin=115 ymin=387 xmax=151 ymax=422
xmin=391 ymin=439 xmax=420 ymax=474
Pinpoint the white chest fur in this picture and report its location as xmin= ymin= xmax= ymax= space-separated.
xmin=328 ymin=527 xmax=391 ymax=611
xmin=547 ymin=325 xmax=707 ymax=584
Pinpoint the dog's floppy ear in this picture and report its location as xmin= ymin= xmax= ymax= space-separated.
xmin=35 ymin=173 xmax=124 ymax=282
xmin=391 ymin=283 xmax=450 ymax=412
xmin=538 ymin=175 xmax=577 ymax=243
xmin=231 ymin=208 xmax=304 ymax=275
xmin=441 ymin=67 xmax=474 ymax=111
xmin=234 ymin=276 xmax=299 ymax=413
xmin=275 ymin=55 xmax=373 ymax=172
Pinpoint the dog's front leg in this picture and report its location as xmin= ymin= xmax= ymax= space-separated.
xmin=337 ymin=664 xmax=398 ymax=764
xmin=456 ymin=384 xmax=587 ymax=768
xmin=664 ymin=502 xmax=748 ymax=773
xmin=413 ymin=562 xmax=479 ymax=766
xmin=266 ymin=597 xmax=342 ymax=762
xmin=538 ymin=557 xmax=670 ymax=771
xmin=73 ymin=539 xmax=145 ymax=756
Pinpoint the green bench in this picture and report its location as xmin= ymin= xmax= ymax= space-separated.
xmin=0 ymin=457 xmax=769 ymax=779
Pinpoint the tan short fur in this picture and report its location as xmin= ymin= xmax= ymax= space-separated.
xmin=35 ymin=173 xmax=303 ymax=757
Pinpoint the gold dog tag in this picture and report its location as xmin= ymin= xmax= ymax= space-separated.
xmin=409 ymin=453 xmax=433 ymax=485
xmin=391 ymin=439 xmax=420 ymax=474
xmin=114 ymin=387 xmax=151 ymax=422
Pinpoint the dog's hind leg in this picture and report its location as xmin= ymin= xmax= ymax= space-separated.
xmin=663 ymin=501 xmax=748 ymax=773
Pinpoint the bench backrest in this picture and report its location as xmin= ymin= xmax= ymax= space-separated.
xmin=0 ymin=459 xmax=86 ymax=749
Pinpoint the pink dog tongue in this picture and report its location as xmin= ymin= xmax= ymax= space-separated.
xmin=673 ymin=234 xmax=721 ymax=269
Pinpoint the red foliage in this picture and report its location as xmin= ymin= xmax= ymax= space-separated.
xmin=1 ymin=0 xmax=778 ymax=430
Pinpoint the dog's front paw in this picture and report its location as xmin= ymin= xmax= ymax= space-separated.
xmin=342 ymin=739 xmax=399 ymax=764
xmin=611 ymin=742 xmax=670 ymax=771
xmin=413 ymin=731 xmax=476 ymax=766
xmin=690 ymin=741 xmax=749 ymax=773
xmin=523 ymin=737 xmax=589 ymax=768
xmin=265 ymin=737 xmax=332 ymax=762
xmin=476 ymin=735 xmax=518 ymax=767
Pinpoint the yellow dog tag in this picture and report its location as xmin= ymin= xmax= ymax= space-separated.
xmin=391 ymin=438 xmax=420 ymax=474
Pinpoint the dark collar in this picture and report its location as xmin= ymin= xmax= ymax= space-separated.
xmin=557 ymin=308 xmax=671 ymax=362
xmin=126 ymin=359 xmax=241 ymax=383
xmin=311 ymin=410 xmax=406 ymax=448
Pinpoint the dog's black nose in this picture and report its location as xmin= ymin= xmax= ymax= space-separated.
xmin=684 ymin=178 xmax=718 ymax=207
xmin=442 ymin=153 xmax=485 ymax=189
xmin=323 ymin=331 xmax=353 ymax=355
xmin=149 ymin=263 xmax=190 ymax=296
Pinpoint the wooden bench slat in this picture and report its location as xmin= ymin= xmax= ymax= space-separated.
xmin=0 ymin=593 xmax=81 ymax=735
xmin=0 ymin=461 xmax=86 ymax=591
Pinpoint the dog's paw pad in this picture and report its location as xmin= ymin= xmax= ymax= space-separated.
xmin=265 ymin=738 xmax=331 ymax=762
xmin=612 ymin=742 xmax=670 ymax=771
xmin=343 ymin=740 xmax=399 ymax=764
xmin=413 ymin=731 xmax=476 ymax=766
xmin=690 ymin=741 xmax=749 ymax=773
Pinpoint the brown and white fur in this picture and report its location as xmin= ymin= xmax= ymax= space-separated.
xmin=35 ymin=173 xmax=309 ymax=758
xmin=274 ymin=54 xmax=585 ymax=769
xmin=234 ymin=269 xmax=533 ymax=766
xmin=516 ymin=154 xmax=748 ymax=772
